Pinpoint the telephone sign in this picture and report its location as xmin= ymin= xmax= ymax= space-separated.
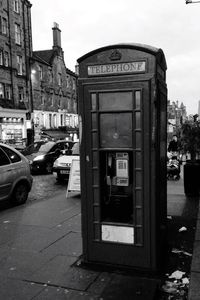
xmin=77 ymin=43 xmax=167 ymax=272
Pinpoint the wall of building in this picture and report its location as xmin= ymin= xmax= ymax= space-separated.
xmin=0 ymin=0 xmax=33 ymax=144
xmin=31 ymin=24 xmax=78 ymax=140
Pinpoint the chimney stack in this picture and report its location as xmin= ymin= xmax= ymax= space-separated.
xmin=52 ymin=22 xmax=61 ymax=49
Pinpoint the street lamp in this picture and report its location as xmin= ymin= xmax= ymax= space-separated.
xmin=186 ymin=0 xmax=200 ymax=3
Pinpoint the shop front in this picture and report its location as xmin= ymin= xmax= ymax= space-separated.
xmin=0 ymin=108 xmax=31 ymax=147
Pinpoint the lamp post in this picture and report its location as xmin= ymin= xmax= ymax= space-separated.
xmin=186 ymin=0 xmax=200 ymax=3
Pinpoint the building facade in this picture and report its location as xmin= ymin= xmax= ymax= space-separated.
xmin=167 ymin=100 xmax=187 ymax=142
xmin=0 ymin=0 xmax=33 ymax=145
xmin=31 ymin=23 xmax=78 ymax=141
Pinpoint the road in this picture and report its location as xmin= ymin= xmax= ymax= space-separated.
xmin=28 ymin=174 xmax=67 ymax=203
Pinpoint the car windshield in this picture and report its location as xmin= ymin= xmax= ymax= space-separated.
xmin=38 ymin=141 xmax=55 ymax=153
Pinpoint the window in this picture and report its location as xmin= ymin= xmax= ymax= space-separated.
xmin=2 ymin=145 xmax=21 ymax=163
xmin=13 ymin=0 xmax=20 ymax=13
xmin=4 ymin=51 xmax=9 ymax=67
xmin=5 ymin=84 xmax=11 ymax=99
xmin=48 ymin=68 xmax=53 ymax=83
xmin=18 ymin=86 xmax=24 ymax=101
xmin=0 ymin=83 xmax=4 ymax=98
xmin=17 ymin=55 xmax=22 ymax=75
xmin=0 ymin=49 xmax=3 ymax=65
xmin=41 ymin=93 xmax=44 ymax=105
xmin=58 ymin=73 xmax=62 ymax=86
xmin=15 ymin=23 xmax=21 ymax=45
xmin=60 ymin=114 xmax=63 ymax=126
xmin=72 ymin=78 xmax=76 ymax=90
xmin=58 ymin=96 xmax=61 ymax=108
xmin=2 ymin=18 xmax=7 ymax=35
xmin=66 ymin=75 xmax=69 ymax=88
xmin=51 ymin=95 xmax=54 ymax=106
xmin=0 ymin=147 xmax=10 ymax=166
xmin=38 ymin=65 xmax=43 ymax=80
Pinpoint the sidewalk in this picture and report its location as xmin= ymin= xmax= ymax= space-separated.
xmin=188 ymin=199 xmax=200 ymax=300
xmin=0 ymin=192 xmax=160 ymax=300
xmin=0 ymin=183 xmax=199 ymax=299
xmin=167 ymin=168 xmax=200 ymax=300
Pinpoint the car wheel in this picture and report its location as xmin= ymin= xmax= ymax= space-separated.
xmin=11 ymin=182 xmax=29 ymax=205
xmin=46 ymin=162 xmax=53 ymax=174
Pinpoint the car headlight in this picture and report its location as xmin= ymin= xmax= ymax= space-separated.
xmin=33 ymin=155 xmax=45 ymax=161
xmin=53 ymin=160 xmax=59 ymax=167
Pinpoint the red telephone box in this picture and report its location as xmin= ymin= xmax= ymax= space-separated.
xmin=77 ymin=43 xmax=167 ymax=272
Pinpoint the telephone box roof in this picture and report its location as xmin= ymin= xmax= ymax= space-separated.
xmin=77 ymin=43 xmax=167 ymax=69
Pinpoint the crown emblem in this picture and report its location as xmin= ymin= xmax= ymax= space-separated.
xmin=109 ymin=50 xmax=122 ymax=61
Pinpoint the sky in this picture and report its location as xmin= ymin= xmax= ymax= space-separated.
xmin=31 ymin=0 xmax=200 ymax=115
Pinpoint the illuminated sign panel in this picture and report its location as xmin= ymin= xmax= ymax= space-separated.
xmin=88 ymin=61 xmax=146 ymax=76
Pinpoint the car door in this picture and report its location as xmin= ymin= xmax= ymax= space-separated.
xmin=0 ymin=147 xmax=13 ymax=201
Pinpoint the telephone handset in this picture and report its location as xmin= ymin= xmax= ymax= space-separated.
xmin=106 ymin=152 xmax=129 ymax=187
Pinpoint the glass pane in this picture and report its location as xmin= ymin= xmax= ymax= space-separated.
xmin=93 ymin=169 xmax=99 ymax=185
xmin=135 ymin=131 xmax=142 ymax=148
xmin=135 ymin=151 xmax=142 ymax=168
xmin=135 ymin=91 xmax=141 ymax=109
xmin=136 ymin=171 xmax=142 ymax=187
xmin=91 ymin=93 xmax=97 ymax=110
xmin=100 ymin=113 xmax=132 ymax=148
xmin=92 ymin=132 xmax=98 ymax=148
xmin=99 ymin=92 xmax=132 ymax=111
xmin=136 ymin=208 xmax=142 ymax=225
xmin=93 ymin=187 xmax=99 ymax=204
xmin=136 ymin=227 xmax=143 ymax=245
xmin=135 ymin=112 xmax=141 ymax=129
xmin=135 ymin=189 xmax=142 ymax=206
xmin=92 ymin=113 xmax=97 ymax=129
xmin=92 ymin=151 xmax=98 ymax=167
xmin=94 ymin=223 xmax=100 ymax=240
xmin=93 ymin=205 xmax=100 ymax=221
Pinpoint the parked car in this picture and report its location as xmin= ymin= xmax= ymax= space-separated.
xmin=20 ymin=140 xmax=47 ymax=156
xmin=0 ymin=143 xmax=33 ymax=205
xmin=28 ymin=140 xmax=75 ymax=174
xmin=53 ymin=142 xmax=79 ymax=181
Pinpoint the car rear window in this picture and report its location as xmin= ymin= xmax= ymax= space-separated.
xmin=0 ymin=147 xmax=10 ymax=166
xmin=1 ymin=146 xmax=21 ymax=163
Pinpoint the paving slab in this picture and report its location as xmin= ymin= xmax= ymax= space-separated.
xmin=191 ymin=241 xmax=200 ymax=272
xmin=40 ymin=231 xmax=82 ymax=257
xmin=194 ymin=218 xmax=200 ymax=240
xmin=51 ymin=213 xmax=81 ymax=234
xmin=100 ymin=274 xmax=160 ymax=300
xmin=188 ymin=272 xmax=200 ymax=300
xmin=0 ymin=247 xmax=54 ymax=279
xmin=0 ymin=275 xmax=45 ymax=300
xmin=27 ymin=255 xmax=99 ymax=290
xmin=0 ymin=222 xmax=69 ymax=252
xmin=32 ymin=285 xmax=99 ymax=300
xmin=87 ymin=272 xmax=113 ymax=295
xmin=0 ymin=196 xmax=80 ymax=228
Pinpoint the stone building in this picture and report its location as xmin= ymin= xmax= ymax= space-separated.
xmin=167 ymin=100 xmax=187 ymax=142
xmin=0 ymin=0 xmax=33 ymax=145
xmin=31 ymin=23 xmax=78 ymax=141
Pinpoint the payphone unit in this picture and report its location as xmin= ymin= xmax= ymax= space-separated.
xmin=77 ymin=43 xmax=167 ymax=272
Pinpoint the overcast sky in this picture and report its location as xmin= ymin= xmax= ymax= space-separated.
xmin=31 ymin=0 xmax=200 ymax=115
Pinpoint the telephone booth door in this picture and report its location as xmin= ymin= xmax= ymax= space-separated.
xmin=78 ymin=44 xmax=167 ymax=272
